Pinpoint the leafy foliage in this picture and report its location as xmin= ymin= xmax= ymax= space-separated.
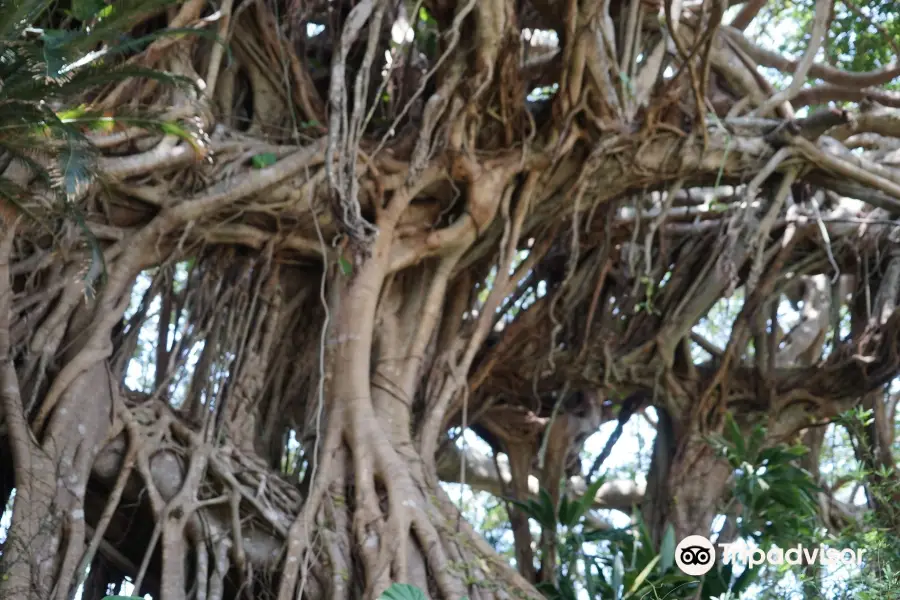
xmin=507 ymin=479 xmax=682 ymax=599
xmin=0 ymin=0 xmax=199 ymax=220
xmin=709 ymin=414 xmax=820 ymax=548
xmin=826 ymin=407 xmax=900 ymax=599
xmin=0 ymin=0 xmax=204 ymax=304
xmin=500 ymin=416 xmax=835 ymax=599
xmin=252 ymin=152 xmax=278 ymax=169
xmin=759 ymin=0 xmax=900 ymax=89
xmin=827 ymin=1 xmax=899 ymax=83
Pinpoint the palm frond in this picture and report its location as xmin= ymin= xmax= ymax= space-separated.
xmin=5 ymin=64 xmax=199 ymax=100
xmin=64 ymin=0 xmax=182 ymax=52
xmin=0 ymin=0 xmax=207 ymax=280
xmin=64 ymin=27 xmax=230 ymax=69
xmin=61 ymin=111 xmax=205 ymax=145
xmin=55 ymin=134 xmax=94 ymax=199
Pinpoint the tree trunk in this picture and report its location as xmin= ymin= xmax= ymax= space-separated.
xmin=0 ymin=222 xmax=118 ymax=600
xmin=272 ymin=230 xmax=541 ymax=599
xmin=1 ymin=236 xmax=543 ymax=600
xmin=506 ymin=442 xmax=537 ymax=581
xmin=4 ymin=0 xmax=900 ymax=594
xmin=643 ymin=409 xmax=732 ymax=544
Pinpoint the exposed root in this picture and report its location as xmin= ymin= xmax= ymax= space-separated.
xmin=5 ymin=0 xmax=900 ymax=597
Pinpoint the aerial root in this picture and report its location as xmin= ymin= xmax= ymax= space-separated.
xmin=194 ymin=537 xmax=209 ymax=600
xmin=363 ymin=446 xmax=473 ymax=600
xmin=86 ymin=401 xmax=302 ymax=599
xmin=281 ymin=406 xmax=486 ymax=600
xmin=277 ymin=428 xmax=342 ymax=600
xmin=409 ymin=507 xmax=468 ymax=599
xmin=70 ymin=437 xmax=138 ymax=596
xmin=348 ymin=410 xmax=410 ymax=597
xmin=322 ymin=483 xmax=352 ymax=600
xmin=208 ymin=538 xmax=231 ymax=600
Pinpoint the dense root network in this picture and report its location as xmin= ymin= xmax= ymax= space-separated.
xmin=2 ymin=0 xmax=900 ymax=598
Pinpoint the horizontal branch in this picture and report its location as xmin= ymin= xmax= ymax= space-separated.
xmin=791 ymin=86 xmax=900 ymax=110
xmin=436 ymin=440 xmax=645 ymax=515
xmin=723 ymin=27 xmax=900 ymax=89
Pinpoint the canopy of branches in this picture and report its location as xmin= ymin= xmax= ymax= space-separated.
xmin=1 ymin=0 xmax=900 ymax=599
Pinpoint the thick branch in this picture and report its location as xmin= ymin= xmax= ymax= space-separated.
xmin=436 ymin=441 xmax=644 ymax=514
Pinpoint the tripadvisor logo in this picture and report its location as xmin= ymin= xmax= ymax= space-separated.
xmin=719 ymin=541 xmax=866 ymax=568
xmin=675 ymin=535 xmax=716 ymax=576
xmin=674 ymin=536 xmax=867 ymax=576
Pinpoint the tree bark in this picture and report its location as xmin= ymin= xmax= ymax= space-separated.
xmin=5 ymin=1 xmax=900 ymax=594
xmin=643 ymin=409 xmax=732 ymax=544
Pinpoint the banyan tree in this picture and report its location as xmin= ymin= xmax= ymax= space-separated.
xmin=1 ymin=0 xmax=900 ymax=598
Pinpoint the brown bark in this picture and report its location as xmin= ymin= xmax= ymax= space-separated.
xmin=1 ymin=220 xmax=118 ymax=600
xmin=643 ymin=409 xmax=733 ymax=544
xmin=506 ymin=442 xmax=538 ymax=580
xmin=4 ymin=0 xmax=900 ymax=597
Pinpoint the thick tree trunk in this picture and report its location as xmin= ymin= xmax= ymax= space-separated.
xmin=0 ymin=188 xmax=545 ymax=600
xmin=643 ymin=409 xmax=732 ymax=543
xmin=0 ymin=223 xmax=115 ymax=600
xmin=268 ymin=225 xmax=542 ymax=600
xmin=281 ymin=409 xmax=540 ymax=600
xmin=4 ymin=0 xmax=900 ymax=592
xmin=0 ymin=361 xmax=117 ymax=599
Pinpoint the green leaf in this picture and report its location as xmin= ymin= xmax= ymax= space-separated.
xmin=584 ymin=558 xmax=602 ymax=599
xmin=505 ymin=497 xmax=532 ymax=515
xmin=785 ymin=444 xmax=809 ymax=457
xmin=71 ymin=0 xmax=106 ymax=21
xmin=558 ymin=494 xmax=576 ymax=527
xmin=157 ymin=121 xmax=204 ymax=154
xmin=575 ymin=475 xmax=607 ymax=522
xmin=726 ymin=413 xmax=745 ymax=458
xmin=57 ymin=105 xmax=90 ymax=121
xmin=252 ymin=152 xmax=277 ymax=169
xmin=624 ymin=555 xmax=660 ymax=599
xmin=537 ymin=489 xmax=557 ymax=529
xmin=41 ymin=29 xmax=78 ymax=80
xmin=506 ymin=497 xmax=547 ymax=524
xmin=379 ymin=583 xmax=428 ymax=600
xmin=418 ymin=7 xmax=435 ymax=24
xmin=748 ymin=425 xmax=765 ymax=458
xmin=659 ymin=524 xmax=676 ymax=573
xmin=339 ymin=256 xmax=353 ymax=276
